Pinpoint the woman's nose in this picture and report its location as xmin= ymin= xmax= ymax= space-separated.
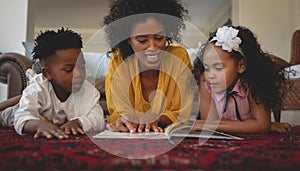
xmin=147 ymin=39 xmax=157 ymax=51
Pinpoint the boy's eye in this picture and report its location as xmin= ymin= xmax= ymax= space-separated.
xmin=64 ymin=68 xmax=73 ymax=73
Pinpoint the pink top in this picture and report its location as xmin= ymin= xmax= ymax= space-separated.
xmin=205 ymin=79 xmax=251 ymax=120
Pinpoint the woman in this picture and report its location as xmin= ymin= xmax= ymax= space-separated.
xmin=103 ymin=0 xmax=195 ymax=133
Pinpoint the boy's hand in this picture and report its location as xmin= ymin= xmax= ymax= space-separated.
xmin=33 ymin=120 xmax=69 ymax=139
xmin=60 ymin=119 xmax=84 ymax=135
xmin=271 ymin=122 xmax=292 ymax=133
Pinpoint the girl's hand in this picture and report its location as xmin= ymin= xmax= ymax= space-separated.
xmin=60 ymin=119 xmax=85 ymax=135
xmin=107 ymin=115 xmax=138 ymax=133
xmin=33 ymin=120 xmax=69 ymax=139
xmin=271 ymin=122 xmax=292 ymax=133
xmin=192 ymin=120 xmax=205 ymax=131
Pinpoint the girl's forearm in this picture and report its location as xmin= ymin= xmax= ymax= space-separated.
xmin=208 ymin=119 xmax=271 ymax=133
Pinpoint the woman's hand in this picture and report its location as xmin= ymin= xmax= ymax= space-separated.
xmin=137 ymin=112 xmax=163 ymax=133
xmin=60 ymin=119 xmax=85 ymax=135
xmin=107 ymin=114 xmax=166 ymax=133
xmin=137 ymin=121 xmax=163 ymax=133
xmin=106 ymin=115 xmax=138 ymax=133
xmin=143 ymin=123 xmax=164 ymax=133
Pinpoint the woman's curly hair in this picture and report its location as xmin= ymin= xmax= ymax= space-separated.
xmin=32 ymin=27 xmax=82 ymax=60
xmin=193 ymin=26 xmax=289 ymax=112
xmin=102 ymin=0 xmax=188 ymax=60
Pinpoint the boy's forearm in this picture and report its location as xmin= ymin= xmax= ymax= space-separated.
xmin=22 ymin=120 xmax=41 ymax=134
xmin=78 ymin=110 xmax=105 ymax=131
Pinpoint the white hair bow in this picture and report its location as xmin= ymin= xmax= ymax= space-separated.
xmin=211 ymin=26 xmax=244 ymax=56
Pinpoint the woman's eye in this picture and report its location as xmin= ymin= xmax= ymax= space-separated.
xmin=155 ymin=36 xmax=164 ymax=41
xmin=137 ymin=39 xmax=147 ymax=43
xmin=216 ymin=67 xmax=223 ymax=71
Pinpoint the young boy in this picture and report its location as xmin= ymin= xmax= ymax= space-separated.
xmin=0 ymin=28 xmax=105 ymax=139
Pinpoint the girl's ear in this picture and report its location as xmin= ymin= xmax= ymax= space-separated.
xmin=41 ymin=67 xmax=53 ymax=80
xmin=238 ymin=59 xmax=247 ymax=74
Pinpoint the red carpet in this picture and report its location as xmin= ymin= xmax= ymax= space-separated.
xmin=0 ymin=126 xmax=300 ymax=170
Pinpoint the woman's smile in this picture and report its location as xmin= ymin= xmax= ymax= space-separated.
xmin=144 ymin=53 xmax=160 ymax=63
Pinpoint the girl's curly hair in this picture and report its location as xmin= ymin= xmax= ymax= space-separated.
xmin=102 ymin=0 xmax=188 ymax=60
xmin=32 ymin=27 xmax=82 ymax=60
xmin=193 ymin=26 xmax=289 ymax=112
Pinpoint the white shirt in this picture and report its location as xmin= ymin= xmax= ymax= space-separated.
xmin=14 ymin=74 xmax=105 ymax=135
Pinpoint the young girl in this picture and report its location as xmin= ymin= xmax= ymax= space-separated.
xmin=193 ymin=26 xmax=292 ymax=133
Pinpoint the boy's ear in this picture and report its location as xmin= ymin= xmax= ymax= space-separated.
xmin=41 ymin=67 xmax=53 ymax=80
xmin=238 ymin=59 xmax=247 ymax=74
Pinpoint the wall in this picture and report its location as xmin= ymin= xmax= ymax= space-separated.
xmin=232 ymin=0 xmax=300 ymax=123
xmin=232 ymin=0 xmax=300 ymax=61
xmin=0 ymin=0 xmax=28 ymax=55
xmin=0 ymin=0 xmax=28 ymax=102
xmin=202 ymin=0 xmax=232 ymax=36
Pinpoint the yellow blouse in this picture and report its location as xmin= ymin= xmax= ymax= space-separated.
xmin=105 ymin=45 xmax=194 ymax=123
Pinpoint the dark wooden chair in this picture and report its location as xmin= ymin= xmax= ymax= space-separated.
xmin=271 ymin=29 xmax=300 ymax=122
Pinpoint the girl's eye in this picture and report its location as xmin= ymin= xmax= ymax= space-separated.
xmin=204 ymin=67 xmax=209 ymax=72
xmin=216 ymin=67 xmax=223 ymax=71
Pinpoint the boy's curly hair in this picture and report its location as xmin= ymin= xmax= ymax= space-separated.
xmin=102 ymin=0 xmax=188 ymax=60
xmin=32 ymin=27 xmax=83 ymax=60
xmin=193 ymin=26 xmax=289 ymax=112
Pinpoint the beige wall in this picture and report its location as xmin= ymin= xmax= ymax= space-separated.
xmin=232 ymin=0 xmax=300 ymax=61
xmin=0 ymin=0 xmax=28 ymax=102
xmin=0 ymin=0 xmax=28 ymax=55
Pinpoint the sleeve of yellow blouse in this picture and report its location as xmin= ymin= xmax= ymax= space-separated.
xmin=160 ymin=77 xmax=194 ymax=123
xmin=105 ymin=54 xmax=138 ymax=123
xmin=160 ymin=46 xmax=194 ymax=123
xmin=105 ymin=55 xmax=121 ymax=123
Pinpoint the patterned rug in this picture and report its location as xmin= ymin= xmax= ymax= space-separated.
xmin=0 ymin=126 xmax=300 ymax=171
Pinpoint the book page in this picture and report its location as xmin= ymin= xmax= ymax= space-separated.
xmin=93 ymin=126 xmax=243 ymax=140
xmin=93 ymin=130 xmax=168 ymax=139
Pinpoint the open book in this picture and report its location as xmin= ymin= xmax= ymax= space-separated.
xmin=93 ymin=122 xmax=244 ymax=140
